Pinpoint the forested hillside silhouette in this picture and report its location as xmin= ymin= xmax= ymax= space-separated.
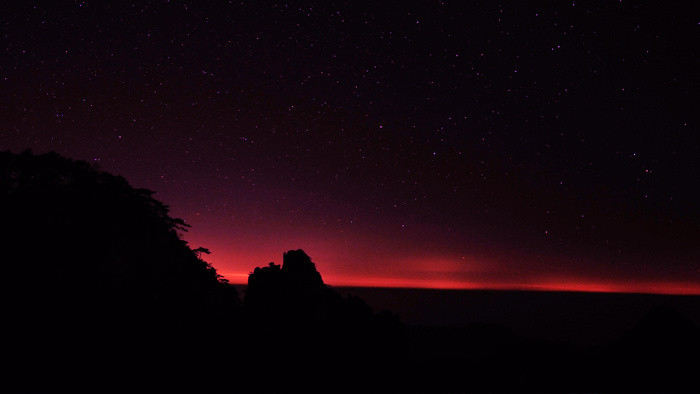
xmin=1 ymin=150 xmax=242 ymax=390
xmin=1 ymin=150 xmax=697 ymax=392
xmin=0 ymin=150 xmax=404 ymax=392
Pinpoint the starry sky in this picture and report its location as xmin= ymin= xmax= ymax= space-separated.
xmin=2 ymin=1 xmax=699 ymax=294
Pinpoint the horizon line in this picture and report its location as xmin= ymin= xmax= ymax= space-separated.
xmin=222 ymin=273 xmax=700 ymax=296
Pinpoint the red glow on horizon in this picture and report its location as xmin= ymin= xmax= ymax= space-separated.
xmin=192 ymin=231 xmax=700 ymax=297
xmin=220 ymin=270 xmax=700 ymax=296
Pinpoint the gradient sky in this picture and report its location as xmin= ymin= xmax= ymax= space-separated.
xmin=2 ymin=1 xmax=699 ymax=294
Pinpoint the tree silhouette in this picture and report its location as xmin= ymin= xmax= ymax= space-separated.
xmin=0 ymin=149 xmax=241 ymax=391
xmin=2 ymin=150 xmax=696 ymax=393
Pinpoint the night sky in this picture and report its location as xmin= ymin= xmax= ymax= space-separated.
xmin=2 ymin=1 xmax=699 ymax=294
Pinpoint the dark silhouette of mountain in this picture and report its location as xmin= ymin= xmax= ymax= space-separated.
xmin=1 ymin=150 xmax=697 ymax=392
xmin=1 ymin=150 xmax=241 ymax=391
xmin=245 ymin=249 xmax=325 ymax=322
xmin=0 ymin=150 xmax=406 ymax=392
xmin=242 ymin=249 xmax=406 ymax=392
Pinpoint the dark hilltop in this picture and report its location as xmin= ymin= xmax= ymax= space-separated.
xmin=1 ymin=150 xmax=698 ymax=392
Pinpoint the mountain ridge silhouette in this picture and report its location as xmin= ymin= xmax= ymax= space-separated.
xmin=1 ymin=150 xmax=697 ymax=393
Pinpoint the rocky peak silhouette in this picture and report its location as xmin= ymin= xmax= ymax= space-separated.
xmin=242 ymin=249 xmax=406 ymax=392
xmin=247 ymin=250 xmax=324 ymax=292
xmin=282 ymin=249 xmax=324 ymax=285
xmin=244 ymin=250 xmax=329 ymax=321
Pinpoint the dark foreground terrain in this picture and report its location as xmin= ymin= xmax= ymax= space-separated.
xmin=333 ymin=286 xmax=700 ymax=346
xmin=2 ymin=151 xmax=698 ymax=393
xmin=246 ymin=284 xmax=700 ymax=392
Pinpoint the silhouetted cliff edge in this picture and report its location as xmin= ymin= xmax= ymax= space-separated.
xmin=242 ymin=249 xmax=405 ymax=392
xmin=1 ymin=150 xmax=241 ymax=390
xmin=0 ymin=150 xmax=406 ymax=392
xmin=1 ymin=150 xmax=697 ymax=393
